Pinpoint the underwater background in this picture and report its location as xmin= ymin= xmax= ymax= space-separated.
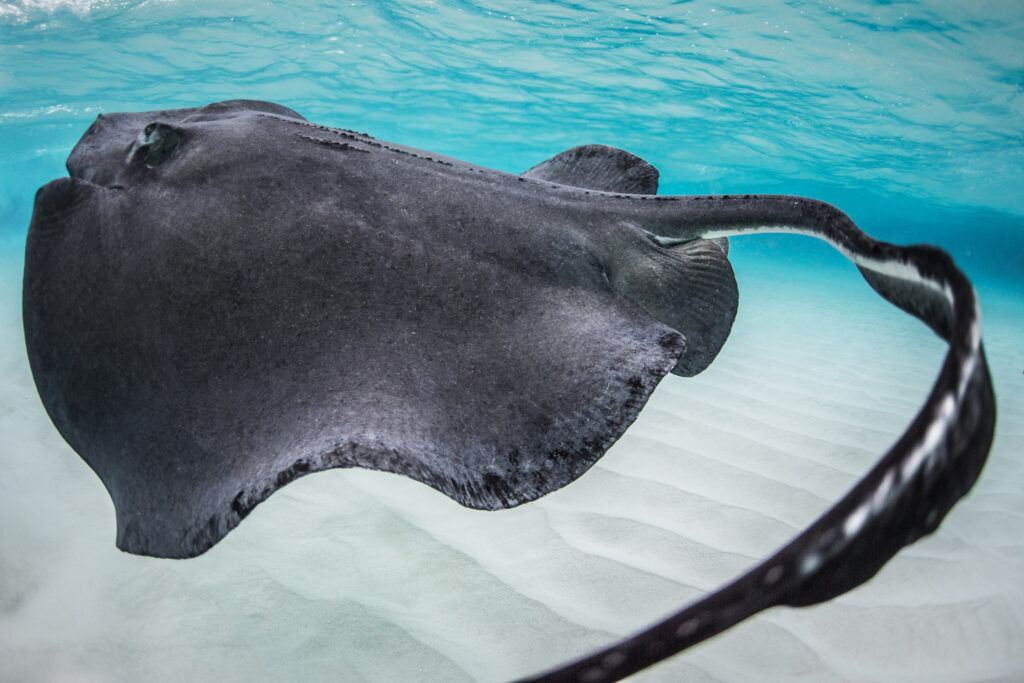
xmin=1 ymin=1 xmax=1021 ymax=681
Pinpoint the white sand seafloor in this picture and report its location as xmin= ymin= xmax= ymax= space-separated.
xmin=0 ymin=242 xmax=1021 ymax=683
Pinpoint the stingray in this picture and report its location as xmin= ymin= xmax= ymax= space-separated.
xmin=22 ymin=100 xmax=995 ymax=681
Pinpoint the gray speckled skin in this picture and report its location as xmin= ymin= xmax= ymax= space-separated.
xmin=24 ymin=101 xmax=995 ymax=682
xmin=24 ymin=100 xmax=738 ymax=558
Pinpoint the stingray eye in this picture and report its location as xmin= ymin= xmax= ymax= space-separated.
xmin=134 ymin=122 xmax=180 ymax=168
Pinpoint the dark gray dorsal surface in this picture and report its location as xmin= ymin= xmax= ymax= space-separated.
xmin=26 ymin=104 xmax=689 ymax=558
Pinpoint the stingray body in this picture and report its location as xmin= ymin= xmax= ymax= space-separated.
xmin=23 ymin=101 xmax=995 ymax=681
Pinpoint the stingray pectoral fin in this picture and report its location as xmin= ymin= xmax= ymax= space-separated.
xmin=523 ymin=196 xmax=996 ymax=682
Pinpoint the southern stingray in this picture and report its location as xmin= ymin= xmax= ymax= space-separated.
xmin=22 ymin=100 xmax=995 ymax=681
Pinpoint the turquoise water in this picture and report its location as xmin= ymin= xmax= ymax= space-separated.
xmin=1 ymin=2 xmax=1023 ymax=682
xmin=2 ymin=1 xmax=1023 ymax=282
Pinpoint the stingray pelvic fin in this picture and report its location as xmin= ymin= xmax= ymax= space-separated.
xmin=522 ymin=146 xmax=738 ymax=377
xmin=606 ymin=236 xmax=738 ymax=377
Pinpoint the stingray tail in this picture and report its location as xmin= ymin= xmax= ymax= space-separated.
xmin=519 ymin=196 xmax=996 ymax=682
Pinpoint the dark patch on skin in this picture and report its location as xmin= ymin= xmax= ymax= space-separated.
xmin=140 ymin=123 xmax=179 ymax=167
xmin=275 ymin=458 xmax=312 ymax=487
xmin=230 ymin=490 xmax=251 ymax=519
xmin=295 ymin=134 xmax=371 ymax=153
